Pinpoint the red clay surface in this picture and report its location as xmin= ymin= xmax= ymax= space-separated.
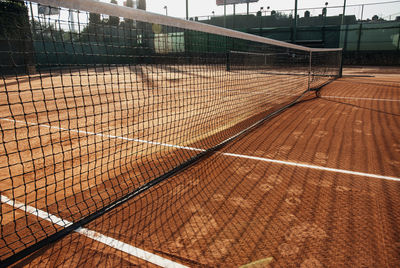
xmin=8 ymin=68 xmax=400 ymax=267
xmin=0 ymin=63 xmax=323 ymax=260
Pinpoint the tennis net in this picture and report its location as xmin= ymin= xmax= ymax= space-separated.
xmin=0 ymin=0 xmax=342 ymax=264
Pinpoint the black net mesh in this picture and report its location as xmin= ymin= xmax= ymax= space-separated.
xmin=0 ymin=0 xmax=341 ymax=264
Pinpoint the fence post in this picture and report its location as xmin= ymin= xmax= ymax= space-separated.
xmin=397 ymin=24 xmax=400 ymax=51
xmin=357 ymin=23 xmax=362 ymax=52
xmin=233 ymin=4 xmax=235 ymax=29
xmin=226 ymin=50 xmax=230 ymax=72
xmin=343 ymin=24 xmax=349 ymax=52
xmin=308 ymin=51 xmax=312 ymax=90
xmin=292 ymin=0 xmax=298 ymax=44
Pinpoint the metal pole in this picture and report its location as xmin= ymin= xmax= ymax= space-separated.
xmin=247 ymin=0 xmax=249 ymax=15
xmin=308 ymin=51 xmax=312 ymax=90
xmin=226 ymin=50 xmax=230 ymax=71
xmin=360 ymin=4 xmax=364 ymax=21
xmin=224 ymin=0 xmax=226 ymax=28
xmin=341 ymin=0 xmax=347 ymax=25
xmin=186 ymin=0 xmax=188 ymax=20
xmin=28 ymin=1 xmax=37 ymax=74
xmin=69 ymin=9 xmax=76 ymax=32
xmin=339 ymin=50 xmax=343 ymax=78
xmin=322 ymin=9 xmax=326 ymax=46
xmin=233 ymin=4 xmax=236 ymax=29
xmin=357 ymin=23 xmax=362 ymax=52
xmin=397 ymin=26 xmax=400 ymax=51
xmin=224 ymin=0 xmax=229 ymax=70
xmin=293 ymin=0 xmax=298 ymax=43
xmin=29 ymin=2 xmax=35 ymax=32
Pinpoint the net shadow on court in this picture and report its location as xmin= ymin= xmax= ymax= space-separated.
xmin=12 ymin=76 xmax=400 ymax=267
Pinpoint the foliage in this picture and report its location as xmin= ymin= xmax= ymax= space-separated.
xmin=125 ymin=0 xmax=134 ymax=8
xmin=0 ymin=0 xmax=30 ymax=39
xmin=137 ymin=0 xmax=146 ymax=10
xmin=275 ymin=12 xmax=289 ymax=19
xmin=31 ymin=20 xmax=78 ymax=42
xmin=108 ymin=0 xmax=120 ymax=26
xmin=89 ymin=12 xmax=101 ymax=25
xmin=80 ymin=0 xmax=141 ymax=42
xmin=124 ymin=0 xmax=134 ymax=26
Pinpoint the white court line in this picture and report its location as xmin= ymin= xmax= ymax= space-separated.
xmin=0 ymin=195 xmax=188 ymax=268
xmin=1 ymin=117 xmax=399 ymax=263
xmin=222 ymin=153 xmax=400 ymax=182
xmin=322 ymin=95 xmax=400 ymax=102
xmin=1 ymin=117 xmax=399 ymax=182
xmin=0 ymin=117 xmax=204 ymax=152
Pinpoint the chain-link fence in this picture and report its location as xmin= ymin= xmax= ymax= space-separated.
xmin=196 ymin=1 xmax=400 ymax=65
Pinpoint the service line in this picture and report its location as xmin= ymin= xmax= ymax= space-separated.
xmin=1 ymin=117 xmax=399 ymax=183
xmin=0 ymin=117 xmax=204 ymax=152
xmin=222 ymin=153 xmax=400 ymax=182
xmin=321 ymin=95 xmax=400 ymax=102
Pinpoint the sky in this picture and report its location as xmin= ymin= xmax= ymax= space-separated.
xmin=111 ymin=0 xmax=400 ymax=21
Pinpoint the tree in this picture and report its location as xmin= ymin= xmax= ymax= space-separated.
xmin=125 ymin=0 xmax=134 ymax=7
xmin=108 ymin=0 xmax=120 ymax=26
xmin=123 ymin=0 xmax=134 ymax=27
xmin=0 ymin=0 xmax=36 ymax=74
xmin=80 ymin=12 xmax=101 ymax=42
xmin=89 ymin=12 xmax=101 ymax=25
xmin=137 ymin=0 xmax=146 ymax=11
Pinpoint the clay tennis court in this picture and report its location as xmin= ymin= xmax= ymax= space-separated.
xmin=2 ymin=67 xmax=399 ymax=267
xmin=1 ymin=0 xmax=399 ymax=266
xmin=0 ymin=63 xmax=328 ymax=256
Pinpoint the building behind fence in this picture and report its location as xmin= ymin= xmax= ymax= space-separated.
xmin=197 ymin=1 xmax=400 ymax=65
xmin=1 ymin=0 xmax=399 ymax=73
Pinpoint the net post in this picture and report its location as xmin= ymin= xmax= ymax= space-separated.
xmin=339 ymin=49 xmax=344 ymax=78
